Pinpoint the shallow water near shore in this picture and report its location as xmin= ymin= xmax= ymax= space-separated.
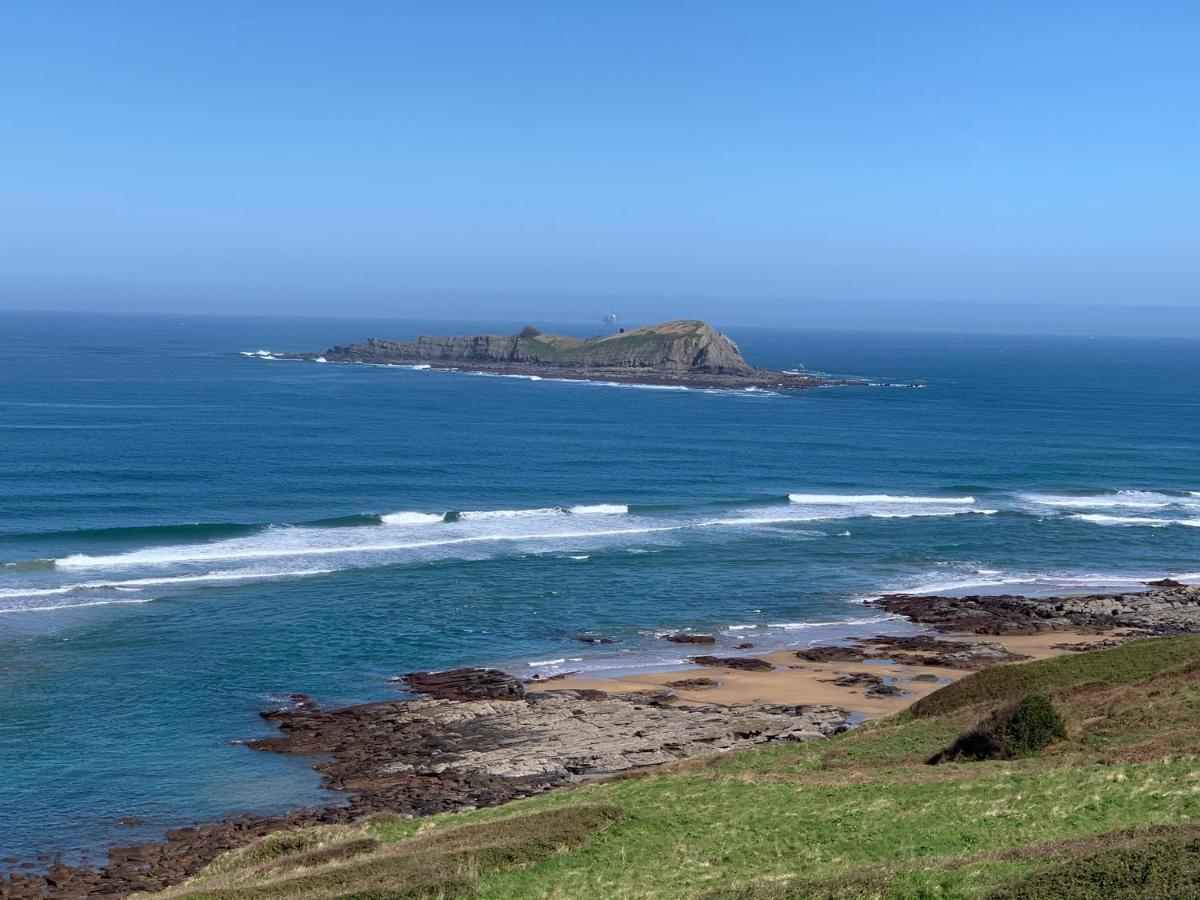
xmin=1 ymin=310 xmax=1199 ymax=861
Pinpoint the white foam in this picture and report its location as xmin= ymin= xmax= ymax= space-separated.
xmin=0 ymin=597 xmax=157 ymax=614
xmin=456 ymin=507 xmax=564 ymax=520
xmin=567 ymin=555 xmax=590 ymax=560
xmin=0 ymin=568 xmax=336 ymax=599
xmin=456 ymin=503 xmax=626 ymax=518
xmin=581 ymin=380 xmax=692 ymax=392
xmin=1071 ymin=513 xmax=1200 ymax=527
xmin=1022 ymin=491 xmax=1186 ymax=510
xmin=875 ymin=567 xmax=1186 ymax=599
xmin=0 ymin=585 xmax=78 ymax=598
xmin=788 ymin=493 xmax=976 ymax=505
xmin=142 ymin=501 xmax=989 ymax=577
xmin=527 ymin=658 xmax=566 ymax=667
xmin=241 ymin=349 xmax=287 ymax=360
xmin=53 ymin=523 xmax=684 ymax=569
xmin=380 ymin=511 xmax=445 ymax=525
xmin=725 ymin=615 xmax=899 ymax=632
xmin=569 ymin=504 xmax=628 ymax=515
xmin=707 ymin=506 xmax=992 ymax=528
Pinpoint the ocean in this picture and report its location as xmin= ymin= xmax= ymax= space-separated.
xmin=1 ymin=309 xmax=1198 ymax=862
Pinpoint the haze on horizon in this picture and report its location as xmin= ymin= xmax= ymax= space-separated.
xmin=1 ymin=2 xmax=1197 ymax=335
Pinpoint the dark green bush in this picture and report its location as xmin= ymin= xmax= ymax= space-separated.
xmin=987 ymin=829 xmax=1200 ymax=898
xmin=929 ymin=694 xmax=1065 ymax=763
xmin=1004 ymin=694 xmax=1066 ymax=756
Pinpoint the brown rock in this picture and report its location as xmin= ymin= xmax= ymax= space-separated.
xmin=795 ymin=645 xmax=866 ymax=663
xmin=663 ymin=633 xmax=716 ymax=645
xmin=689 ymin=655 xmax=773 ymax=671
xmin=872 ymin=585 xmax=1200 ymax=636
xmin=401 ymin=668 xmax=525 ymax=701
xmin=819 ymin=672 xmax=882 ymax=688
xmin=664 ymin=677 xmax=719 ymax=690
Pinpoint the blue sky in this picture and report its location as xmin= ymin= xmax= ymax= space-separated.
xmin=1 ymin=1 xmax=1197 ymax=328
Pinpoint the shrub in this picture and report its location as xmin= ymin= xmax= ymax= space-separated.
xmin=912 ymin=636 xmax=1200 ymax=718
xmin=1004 ymin=694 xmax=1066 ymax=756
xmin=987 ymin=828 xmax=1200 ymax=898
xmin=929 ymin=694 xmax=1065 ymax=764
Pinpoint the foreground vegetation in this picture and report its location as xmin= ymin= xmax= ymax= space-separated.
xmin=150 ymin=636 xmax=1200 ymax=899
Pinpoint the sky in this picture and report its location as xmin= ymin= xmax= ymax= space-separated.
xmin=1 ymin=1 xmax=1198 ymax=331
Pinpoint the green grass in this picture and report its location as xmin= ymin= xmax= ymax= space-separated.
xmin=911 ymin=635 xmax=1200 ymax=717
xmin=160 ymin=636 xmax=1200 ymax=899
xmin=161 ymin=805 xmax=622 ymax=899
xmin=985 ymin=825 xmax=1200 ymax=899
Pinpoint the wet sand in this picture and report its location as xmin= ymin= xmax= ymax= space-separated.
xmin=555 ymin=630 xmax=1125 ymax=717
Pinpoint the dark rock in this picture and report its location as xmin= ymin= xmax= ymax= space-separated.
xmin=576 ymin=635 xmax=617 ymax=644
xmin=820 ymin=672 xmax=883 ymax=688
xmin=664 ymin=677 xmax=720 ymax=690
xmin=689 ymin=655 xmax=773 ymax=671
xmin=872 ymin=584 xmax=1200 ymax=636
xmin=401 ymin=668 xmax=525 ymax=702
xmin=663 ymin=633 xmax=716 ymax=645
xmin=857 ymin=634 xmax=1028 ymax=669
xmin=526 ymin=688 xmax=610 ymax=701
xmin=734 ymin=642 xmax=756 ymax=650
xmin=0 ymin=681 xmax=847 ymax=899
xmin=1049 ymin=638 xmax=1128 ymax=652
xmin=116 ymin=817 xmax=142 ymax=826
xmin=1146 ymin=578 xmax=1186 ymax=588
xmin=795 ymin=645 xmax=867 ymax=663
xmin=527 ymin=671 xmax=580 ymax=682
xmin=865 ymin=683 xmax=905 ymax=698
xmin=910 ymin=674 xmax=941 ymax=682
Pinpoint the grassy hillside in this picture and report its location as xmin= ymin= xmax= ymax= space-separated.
xmin=150 ymin=636 xmax=1200 ymax=899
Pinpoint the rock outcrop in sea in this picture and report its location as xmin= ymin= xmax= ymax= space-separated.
xmin=283 ymin=320 xmax=857 ymax=390
xmin=872 ymin=583 xmax=1200 ymax=635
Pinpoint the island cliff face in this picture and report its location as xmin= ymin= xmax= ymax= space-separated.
xmin=325 ymin=321 xmax=750 ymax=374
xmin=288 ymin=320 xmax=853 ymax=389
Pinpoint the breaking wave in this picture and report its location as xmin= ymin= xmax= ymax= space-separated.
xmin=6 ymin=488 xmax=1197 ymax=615
xmin=0 ymin=597 xmax=158 ymax=615
xmin=379 ymin=511 xmax=447 ymax=525
xmin=0 ymin=568 xmax=336 ymax=600
xmin=1022 ymin=490 xmax=1195 ymax=510
xmin=1070 ymin=513 xmax=1200 ymax=528
xmin=787 ymin=493 xmax=977 ymax=505
xmin=861 ymin=566 xmax=1198 ymax=600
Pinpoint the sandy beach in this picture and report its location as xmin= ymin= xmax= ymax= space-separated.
xmin=554 ymin=630 xmax=1127 ymax=716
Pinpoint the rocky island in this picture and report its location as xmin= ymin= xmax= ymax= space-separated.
xmin=280 ymin=319 xmax=858 ymax=389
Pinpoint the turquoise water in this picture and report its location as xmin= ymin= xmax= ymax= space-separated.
xmin=1 ymin=310 xmax=1198 ymax=861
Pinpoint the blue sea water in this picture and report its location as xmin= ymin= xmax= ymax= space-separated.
xmin=1 ymin=309 xmax=1198 ymax=862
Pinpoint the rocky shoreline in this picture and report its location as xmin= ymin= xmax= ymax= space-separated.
xmin=870 ymin=579 xmax=1200 ymax=635
xmin=285 ymin=355 xmax=863 ymax=391
xmin=4 ymin=581 xmax=1197 ymax=899
xmin=0 ymin=670 xmax=844 ymax=899
xmin=274 ymin=320 xmax=874 ymax=391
